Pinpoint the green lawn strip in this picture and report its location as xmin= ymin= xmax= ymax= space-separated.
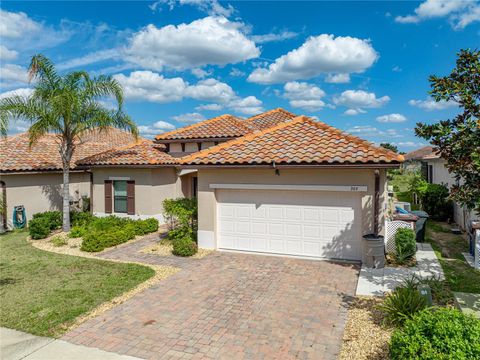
xmin=0 ymin=230 xmax=154 ymax=337
xmin=426 ymin=222 xmax=480 ymax=295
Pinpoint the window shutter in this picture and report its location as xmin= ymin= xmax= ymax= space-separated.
xmin=104 ymin=180 xmax=112 ymax=214
xmin=127 ymin=180 xmax=135 ymax=215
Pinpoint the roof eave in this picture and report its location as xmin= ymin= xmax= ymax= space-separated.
xmin=180 ymin=162 xmax=402 ymax=169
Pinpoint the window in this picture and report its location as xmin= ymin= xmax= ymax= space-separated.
xmin=427 ymin=165 xmax=433 ymax=184
xmin=113 ymin=180 xmax=127 ymax=213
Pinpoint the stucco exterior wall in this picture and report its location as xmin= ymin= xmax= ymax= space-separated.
xmin=427 ymin=158 xmax=455 ymax=187
xmin=1 ymin=172 xmax=90 ymax=224
xmin=91 ymin=167 xmax=180 ymax=222
xmin=197 ymin=168 xmax=387 ymax=249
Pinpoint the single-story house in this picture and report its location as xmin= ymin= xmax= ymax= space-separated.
xmin=1 ymin=108 xmax=404 ymax=261
xmin=404 ymin=146 xmax=479 ymax=230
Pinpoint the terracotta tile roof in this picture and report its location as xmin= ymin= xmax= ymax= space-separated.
xmin=404 ymin=146 xmax=439 ymax=160
xmin=242 ymin=108 xmax=297 ymax=131
xmin=1 ymin=127 xmax=138 ymax=172
xmin=155 ymin=114 xmax=250 ymax=141
xmin=182 ymin=116 xmax=404 ymax=166
xmin=77 ymin=140 xmax=177 ymax=166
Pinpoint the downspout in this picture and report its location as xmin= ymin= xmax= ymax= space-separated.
xmin=374 ymin=169 xmax=380 ymax=235
xmin=88 ymin=170 xmax=93 ymax=214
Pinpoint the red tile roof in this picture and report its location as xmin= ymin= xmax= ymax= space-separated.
xmin=182 ymin=116 xmax=404 ymax=166
xmin=404 ymin=146 xmax=439 ymax=160
xmin=242 ymin=108 xmax=297 ymax=131
xmin=77 ymin=140 xmax=177 ymax=166
xmin=0 ymin=127 xmax=138 ymax=172
xmin=155 ymin=114 xmax=250 ymax=141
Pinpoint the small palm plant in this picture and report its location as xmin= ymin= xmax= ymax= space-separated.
xmin=0 ymin=54 xmax=137 ymax=231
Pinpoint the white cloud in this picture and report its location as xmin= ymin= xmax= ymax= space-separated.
xmin=325 ymin=73 xmax=350 ymax=83
xmin=0 ymin=64 xmax=29 ymax=88
xmin=125 ymin=16 xmax=259 ymax=71
xmin=229 ymin=67 xmax=245 ymax=77
xmin=185 ymin=78 xmax=236 ymax=103
xmin=283 ymin=81 xmax=326 ymax=111
xmin=114 ymin=71 xmax=188 ymax=103
xmin=376 ymin=113 xmax=407 ymax=123
xmin=57 ymin=48 xmax=120 ymax=70
xmin=0 ymin=10 xmax=71 ymax=51
xmin=150 ymin=0 xmax=235 ymax=17
xmin=0 ymin=87 xmax=33 ymax=100
xmin=195 ymin=103 xmax=223 ymax=111
xmin=247 ymin=34 xmax=378 ymax=84
xmin=172 ymin=112 xmax=206 ymax=123
xmin=392 ymin=66 xmax=402 ymax=72
xmin=0 ymin=45 xmax=18 ymax=61
xmin=393 ymin=141 xmax=427 ymax=147
xmin=251 ymin=30 xmax=298 ymax=44
xmin=138 ymin=120 xmax=176 ymax=137
xmin=114 ymin=70 xmax=263 ymax=115
xmin=228 ymin=96 xmax=263 ymax=115
xmin=408 ymin=97 xmax=458 ymax=111
xmin=395 ymin=0 xmax=479 ymax=29
xmin=191 ymin=68 xmax=212 ymax=78
xmin=346 ymin=125 xmax=403 ymax=139
xmin=333 ymin=90 xmax=390 ymax=115
xmin=344 ymin=108 xmax=366 ymax=116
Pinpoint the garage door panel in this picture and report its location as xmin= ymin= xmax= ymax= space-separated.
xmin=217 ymin=189 xmax=361 ymax=260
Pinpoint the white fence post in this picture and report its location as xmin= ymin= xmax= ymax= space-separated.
xmin=475 ymin=229 xmax=480 ymax=270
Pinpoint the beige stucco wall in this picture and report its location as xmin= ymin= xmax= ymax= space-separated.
xmin=91 ymin=167 xmax=181 ymax=221
xmin=1 ymin=172 xmax=90 ymax=223
xmin=197 ymin=168 xmax=387 ymax=249
xmin=427 ymin=158 xmax=455 ymax=187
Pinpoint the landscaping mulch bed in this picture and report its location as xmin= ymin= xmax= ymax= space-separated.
xmin=140 ymin=239 xmax=213 ymax=259
xmin=340 ymin=297 xmax=393 ymax=360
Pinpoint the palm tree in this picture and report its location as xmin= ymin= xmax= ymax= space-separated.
xmin=0 ymin=54 xmax=137 ymax=231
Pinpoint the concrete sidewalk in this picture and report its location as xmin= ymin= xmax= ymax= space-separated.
xmin=0 ymin=328 xmax=140 ymax=360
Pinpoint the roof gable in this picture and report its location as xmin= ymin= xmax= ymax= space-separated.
xmin=182 ymin=116 xmax=404 ymax=166
xmin=77 ymin=140 xmax=177 ymax=166
xmin=242 ymin=108 xmax=297 ymax=131
xmin=155 ymin=114 xmax=249 ymax=141
xmin=1 ymin=127 xmax=138 ymax=172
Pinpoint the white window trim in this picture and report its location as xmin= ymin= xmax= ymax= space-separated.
xmin=209 ymin=183 xmax=367 ymax=192
xmin=108 ymin=176 xmax=131 ymax=181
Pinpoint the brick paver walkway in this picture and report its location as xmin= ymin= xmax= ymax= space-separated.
xmin=63 ymin=238 xmax=359 ymax=360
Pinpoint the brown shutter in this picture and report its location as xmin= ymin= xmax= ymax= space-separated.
xmin=104 ymin=180 xmax=112 ymax=214
xmin=127 ymin=180 xmax=135 ymax=215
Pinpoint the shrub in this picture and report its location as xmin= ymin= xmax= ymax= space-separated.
xmin=167 ymin=226 xmax=193 ymax=241
xmin=69 ymin=226 xmax=86 ymax=238
xmin=29 ymin=217 xmax=51 ymax=239
xmin=70 ymin=211 xmax=94 ymax=227
xmin=50 ymin=234 xmax=67 ymax=247
xmin=163 ymin=198 xmax=197 ymax=230
xmin=390 ymin=308 xmax=480 ymax=359
xmin=32 ymin=211 xmax=62 ymax=230
xmin=81 ymin=231 xmax=106 ymax=252
xmin=172 ymin=237 xmax=198 ymax=257
xmin=394 ymin=228 xmax=416 ymax=264
xmin=379 ymin=284 xmax=427 ymax=326
xmin=411 ymin=179 xmax=453 ymax=221
xmin=142 ymin=218 xmax=159 ymax=233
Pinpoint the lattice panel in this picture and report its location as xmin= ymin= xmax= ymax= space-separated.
xmin=385 ymin=220 xmax=414 ymax=254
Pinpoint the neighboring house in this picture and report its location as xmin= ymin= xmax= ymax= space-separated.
xmin=1 ymin=108 xmax=404 ymax=261
xmin=404 ymin=146 xmax=479 ymax=230
xmin=402 ymin=146 xmax=434 ymax=174
xmin=0 ymin=128 xmax=137 ymax=226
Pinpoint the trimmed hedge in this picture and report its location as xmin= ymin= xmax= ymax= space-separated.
xmin=29 ymin=217 xmax=52 ymax=239
xmin=79 ymin=217 xmax=159 ymax=252
xmin=390 ymin=308 xmax=480 ymax=359
xmin=172 ymin=237 xmax=198 ymax=257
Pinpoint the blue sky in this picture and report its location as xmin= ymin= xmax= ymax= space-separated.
xmin=1 ymin=0 xmax=478 ymax=151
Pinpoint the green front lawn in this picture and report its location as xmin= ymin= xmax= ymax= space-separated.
xmin=0 ymin=230 xmax=154 ymax=337
xmin=426 ymin=221 xmax=480 ymax=294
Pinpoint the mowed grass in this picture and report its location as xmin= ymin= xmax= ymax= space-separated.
xmin=426 ymin=221 xmax=480 ymax=294
xmin=0 ymin=230 xmax=154 ymax=337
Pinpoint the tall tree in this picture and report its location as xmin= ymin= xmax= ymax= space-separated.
xmin=380 ymin=142 xmax=398 ymax=153
xmin=0 ymin=55 xmax=137 ymax=231
xmin=415 ymin=49 xmax=480 ymax=213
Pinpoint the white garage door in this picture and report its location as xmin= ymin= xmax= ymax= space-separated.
xmin=217 ymin=189 xmax=361 ymax=260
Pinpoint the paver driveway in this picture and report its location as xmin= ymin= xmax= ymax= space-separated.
xmin=64 ymin=239 xmax=359 ymax=360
